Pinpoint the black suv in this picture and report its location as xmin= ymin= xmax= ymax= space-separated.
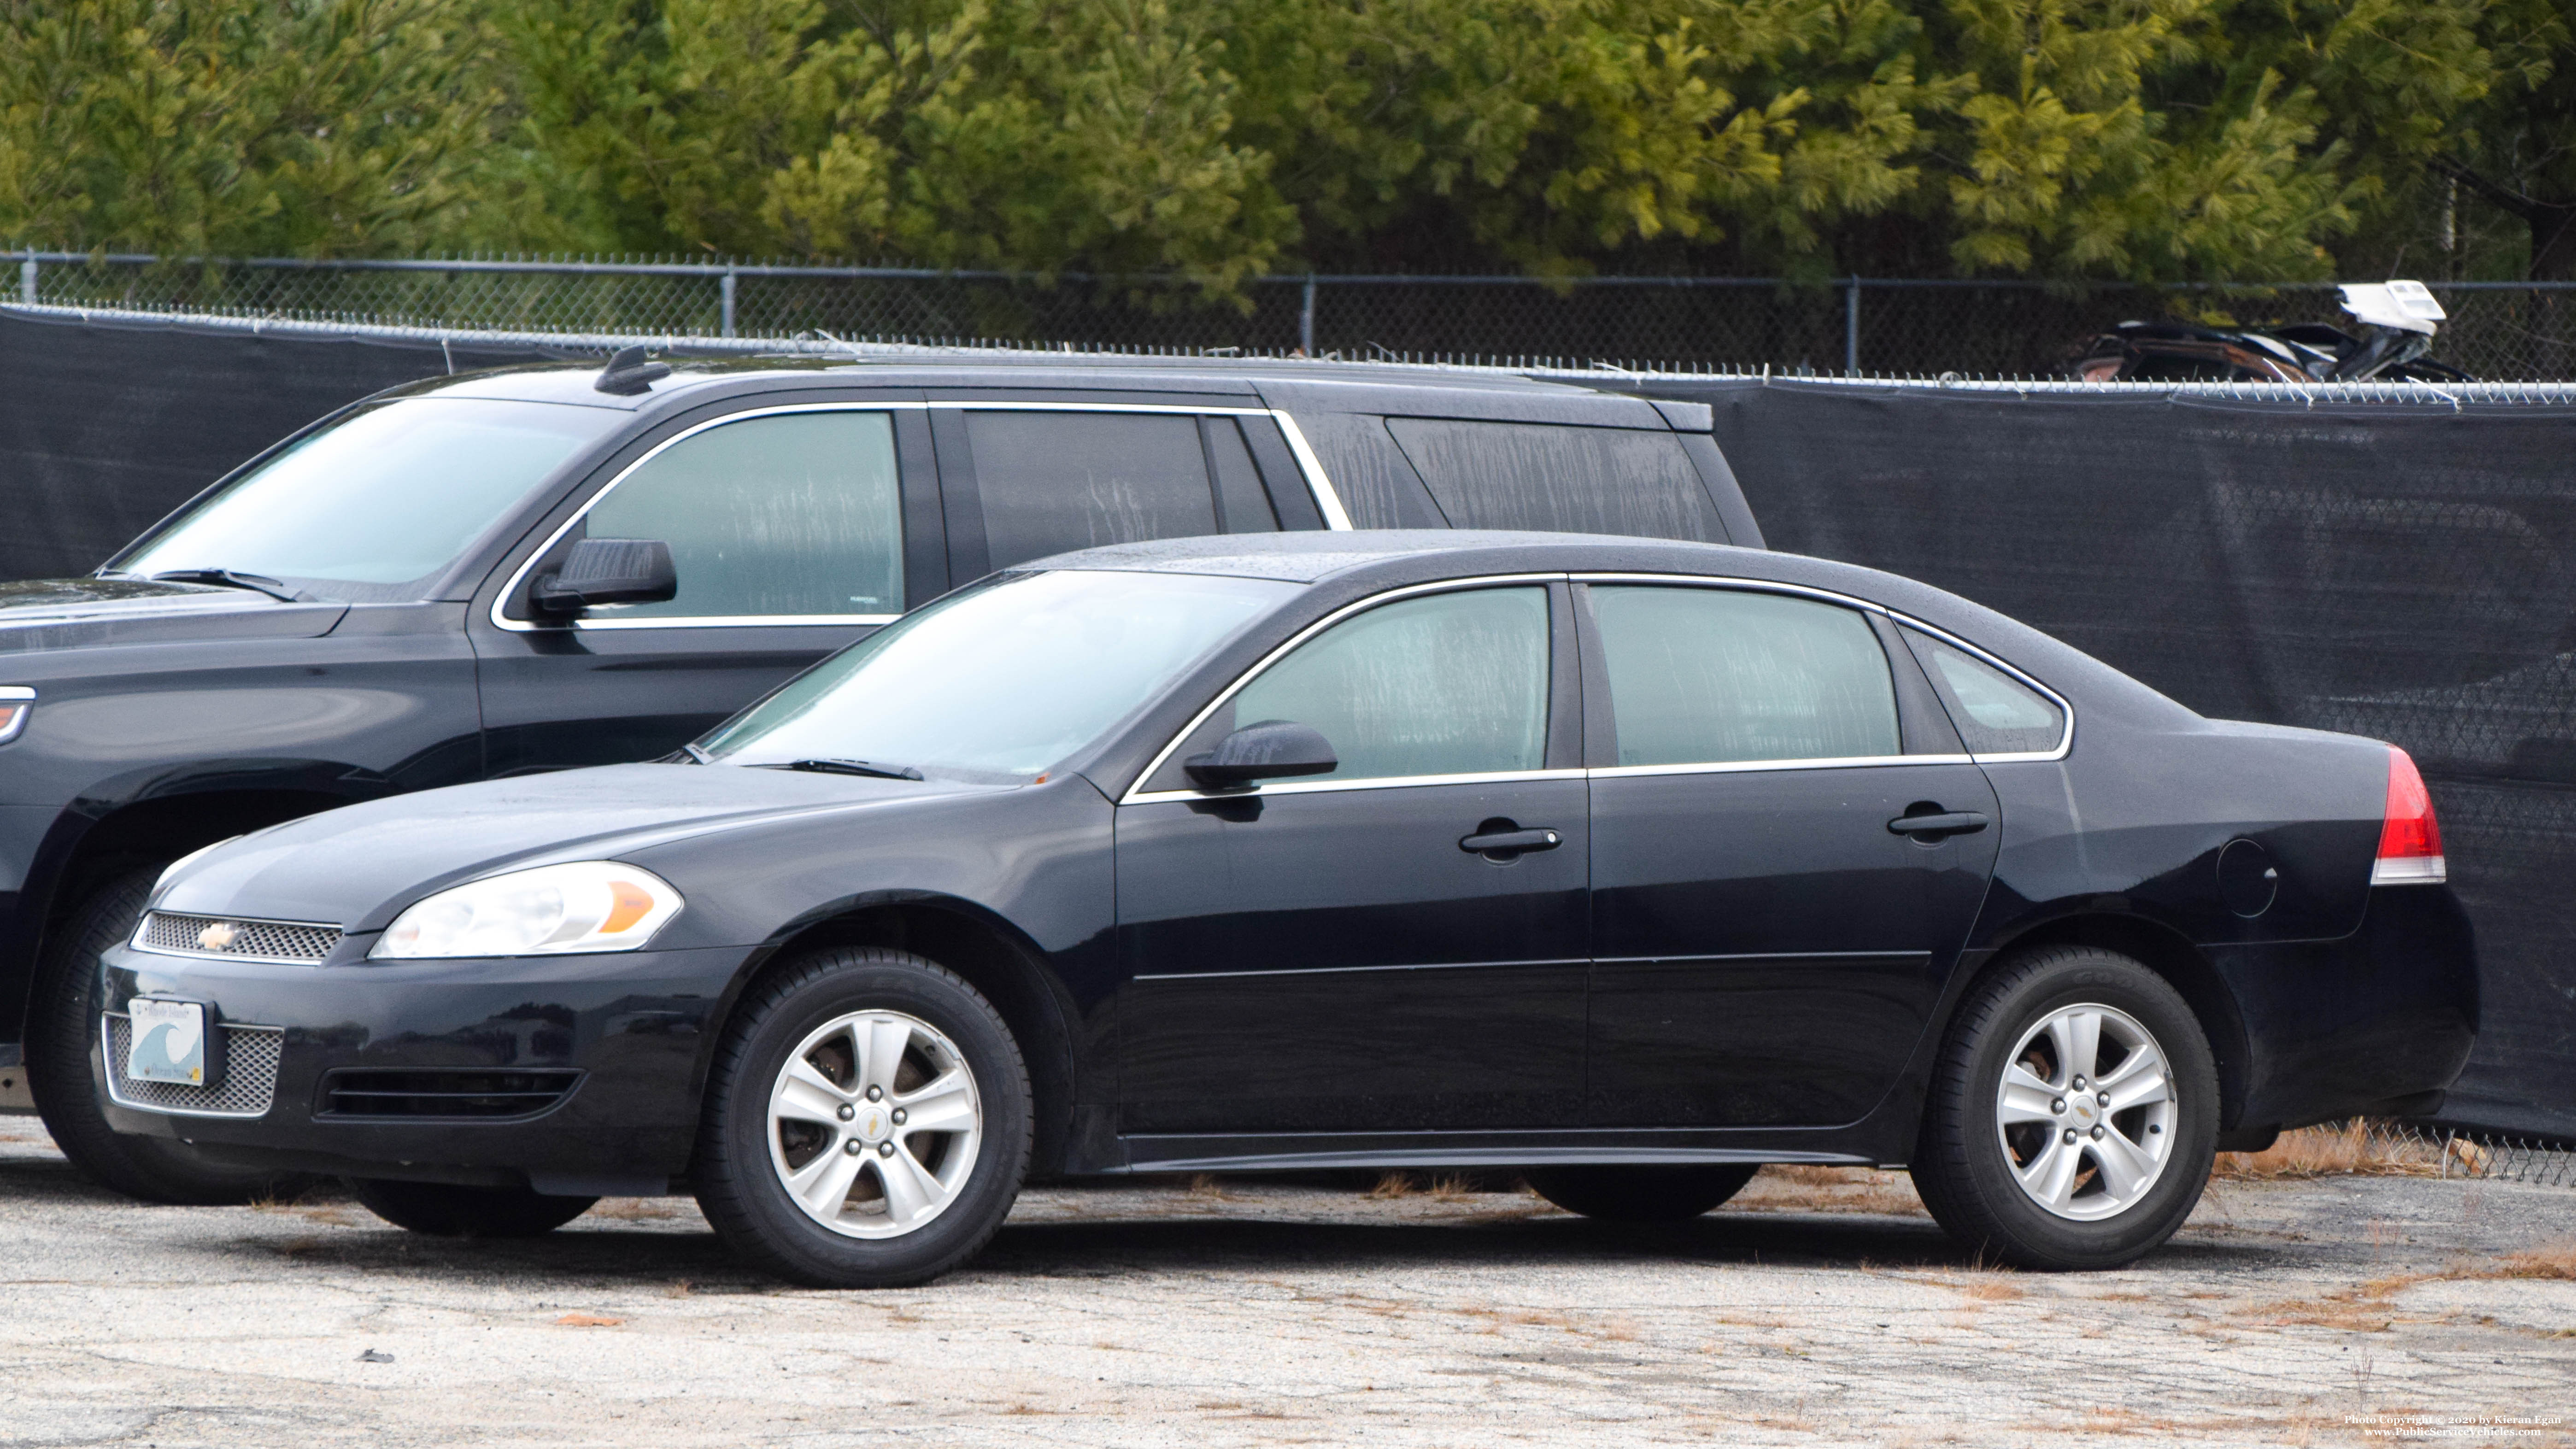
xmin=0 ymin=352 xmax=1761 ymax=1201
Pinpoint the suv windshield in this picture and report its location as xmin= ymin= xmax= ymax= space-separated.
xmin=112 ymin=398 xmax=619 ymax=602
xmin=702 ymin=569 xmax=1297 ymax=780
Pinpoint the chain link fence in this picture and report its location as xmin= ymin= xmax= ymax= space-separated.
xmin=2220 ymin=1121 xmax=2576 ymax=1189
xmin=16 ymin=251 xmax=2576 ymax=380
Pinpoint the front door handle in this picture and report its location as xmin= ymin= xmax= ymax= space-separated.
xmin=1459 ymin=827 xmax=1563 ymax=857
xmin=1888 ymin=810 xmax=1990 ymax=838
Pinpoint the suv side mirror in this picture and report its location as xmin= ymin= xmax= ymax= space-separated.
xmin=534 ymin=538 xmax=678 ymax=615
xmin=1184 ymin=720 xmax=1338 ymax=789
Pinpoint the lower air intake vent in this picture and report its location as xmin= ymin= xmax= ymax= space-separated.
xmin=317 ymin=1069 xmax=583 ymax=1120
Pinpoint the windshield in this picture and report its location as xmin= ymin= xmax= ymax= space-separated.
xmin=703 ymin=569 xmax=1298 ymax=780
xmin=114 ymin=398 xmax=621 ymax=601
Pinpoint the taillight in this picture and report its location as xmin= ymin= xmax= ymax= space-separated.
xmin=2372 ymin=747 xmax=2445 ymax=886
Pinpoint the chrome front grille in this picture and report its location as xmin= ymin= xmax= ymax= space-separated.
xmin=136 ymin=911 xmax=341 ymax=963
xmin=103 ymin=1013 xmax=282 ymax=1117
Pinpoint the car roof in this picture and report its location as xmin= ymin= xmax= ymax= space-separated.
xmin=1028 ymin=530 xmax=2202 ymax=729
xmin=1023 ymin=530 xmax=1749 ymax=583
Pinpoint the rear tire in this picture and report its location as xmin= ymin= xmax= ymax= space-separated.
xmin=1526 ymin=1163 xmax=1758 ymax=1222
xmin=1909 ymin=946 xmax=2218 ymax=1271
xmin=27 ymin=868 xmax=306 ymax=1206
xmin=348 ymin=1178 xmax=598 ymax=1238
xmin=693 ymin=948 xmax=1031 ymax=1289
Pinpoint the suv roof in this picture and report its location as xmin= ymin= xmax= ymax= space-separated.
xmin=385 ymin=353 xmax=1624 ymax=412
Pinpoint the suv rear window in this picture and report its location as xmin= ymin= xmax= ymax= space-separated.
xmin=1385 ymin=418 xmax=1724 ymax=541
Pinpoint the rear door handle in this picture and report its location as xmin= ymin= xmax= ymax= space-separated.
xmin=1459 ymin=827 xmax=1562 ymax=856
xmin=1888 ymin=811 xmax=1990 ymax=837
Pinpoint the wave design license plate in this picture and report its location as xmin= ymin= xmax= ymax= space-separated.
xmin=128 ymin=999 xmax=208 ymax=1086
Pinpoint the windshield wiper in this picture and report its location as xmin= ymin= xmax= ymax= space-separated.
xmin=143 ymin=568 xmax=301 ymax=603
xmin=769 ymin=757 xmax=925 ymax=781
xmin=678 ymin=742 xmax=715 ymax=765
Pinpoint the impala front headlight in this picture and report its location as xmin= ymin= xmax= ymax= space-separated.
xmin=371 ymin=861 xmax=682 ymax=960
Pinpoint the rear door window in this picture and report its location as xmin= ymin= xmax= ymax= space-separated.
xmin=1386 ymin=419 xmax=1725 ymax=541
xmin=1590 ymin=586 xmax=1900 ymax=765
xmin=961 ymin=411 xmax=1275 ymax=571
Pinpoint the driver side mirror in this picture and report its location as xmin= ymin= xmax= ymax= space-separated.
xmin=1184 ymin=720 xmax=1338 ymax=790
xmin=534 ymin=538 xmax=678 ymax=616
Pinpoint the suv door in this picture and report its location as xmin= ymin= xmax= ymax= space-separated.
xmin=471 ymin=400 xmax=944 ymax=774
xmin=1114 ymin=581 xmax=1589 ymax=1137
xmin=926 ymin=403 xmax=1314 ymax=579
xmin=1578 ymin=580 xmax=2004 ymax=1128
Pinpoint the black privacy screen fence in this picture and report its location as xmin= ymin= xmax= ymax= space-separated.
xmin=1660 ymin=379 xmax=2576 ymax=1143
xmin=3 ymin=311 xmax=2569 ymax=1142
xmin=0 ymin=311 xmax=567 ymax=581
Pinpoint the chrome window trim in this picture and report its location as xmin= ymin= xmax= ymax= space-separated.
xmin=490 ymin=401 xmax=1344 ymax=634
xmin=1118 ymin=573 xmax=1569 ymax=804
xmin=1127 ymin=766 xmax=1587 ymax=806
xmin=130 ymin=912 xmax=344 ymax=966
xmin=1573 ymin=572 xmax=2077 ymax=765
xmin=1119 ymin=570 xmax=2077 ymax=805
xmin=1268 ymin=412 xmax=1353 ymax=530
xmin=573 ymin=610 xmax=902 ymax=631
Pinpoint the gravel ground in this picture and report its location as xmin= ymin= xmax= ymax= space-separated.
xmin=0 ymin=1115 xmax=2570 ymax=1447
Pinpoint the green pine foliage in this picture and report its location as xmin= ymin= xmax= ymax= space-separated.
xmin=0 ymin=0 xmax=2564 ymax=282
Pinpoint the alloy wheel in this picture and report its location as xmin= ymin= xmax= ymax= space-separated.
xmin=1994 ymin=1003 xmax=2177 ymax=1222
xmin=766 ymin=1009 xmax=983 ymax=1239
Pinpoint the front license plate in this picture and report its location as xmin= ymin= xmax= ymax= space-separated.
xmin=128 ymin=999 xmax=208 ymax=1086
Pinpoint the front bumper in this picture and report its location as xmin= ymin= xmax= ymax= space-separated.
xmin=96 ymin=940 xmax=752 ymax=1193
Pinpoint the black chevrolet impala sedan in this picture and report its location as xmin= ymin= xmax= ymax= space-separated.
xmin=97 ymin=532 xmax=2474 ymax=1285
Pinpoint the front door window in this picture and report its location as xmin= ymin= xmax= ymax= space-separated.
xmin=582 ymin=410 xmax=904 ymax=622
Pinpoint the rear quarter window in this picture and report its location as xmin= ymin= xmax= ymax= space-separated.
xmin=1385 ymin=418 xmax=1725 ymax=541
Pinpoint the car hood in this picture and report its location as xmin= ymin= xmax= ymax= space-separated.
xmin=154 ymin=763 xmax=997 ymax=932
xmin=0 ymin=578 xmax=346 ymax=653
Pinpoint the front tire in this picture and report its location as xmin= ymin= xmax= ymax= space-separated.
xmin=1909 ymin=946 xmax=2218 ymax=1271
xmin=348 ymin=1179 xmax=597 ymax=1237
xmin=27 ymin=868 xmax=304 ymax=1205
xmin=692 ymin=948 xmax=1031 ymax=1289
xmin=1526 ymin=1163 xmax=1758 ymax=1222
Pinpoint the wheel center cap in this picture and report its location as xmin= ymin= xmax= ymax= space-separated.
xmin=2069 ymin=1095 xmax=2099 ymax=1127
xmin=853 ymin=1103 xmax=892 ymax=1144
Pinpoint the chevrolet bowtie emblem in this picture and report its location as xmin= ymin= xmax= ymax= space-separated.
xmin=197 ymin=921 xmax=238 ymax=951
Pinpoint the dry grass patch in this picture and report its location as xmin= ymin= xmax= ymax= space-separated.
xmin=2236 ymin=1274 xmax=2427 ymax=1332
xmin=251 ymin=1197 xmax=366 ymax=1229
xmin=1184 ymin=1173 xmax=1248 ymax=1201
xmin=2213 ymin=1121 xmax=2445 ymax=1181
xmin=587 ymin=1197 xmax=692 ymax=1221
xmin=1952 ymin=1273 xmax=2027 ymax=1303
xmin=1734 ymin=1166 xmax=1927 ymax=1217
xmin=2478 ymin=1240 xmax=2576 ymax=1281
